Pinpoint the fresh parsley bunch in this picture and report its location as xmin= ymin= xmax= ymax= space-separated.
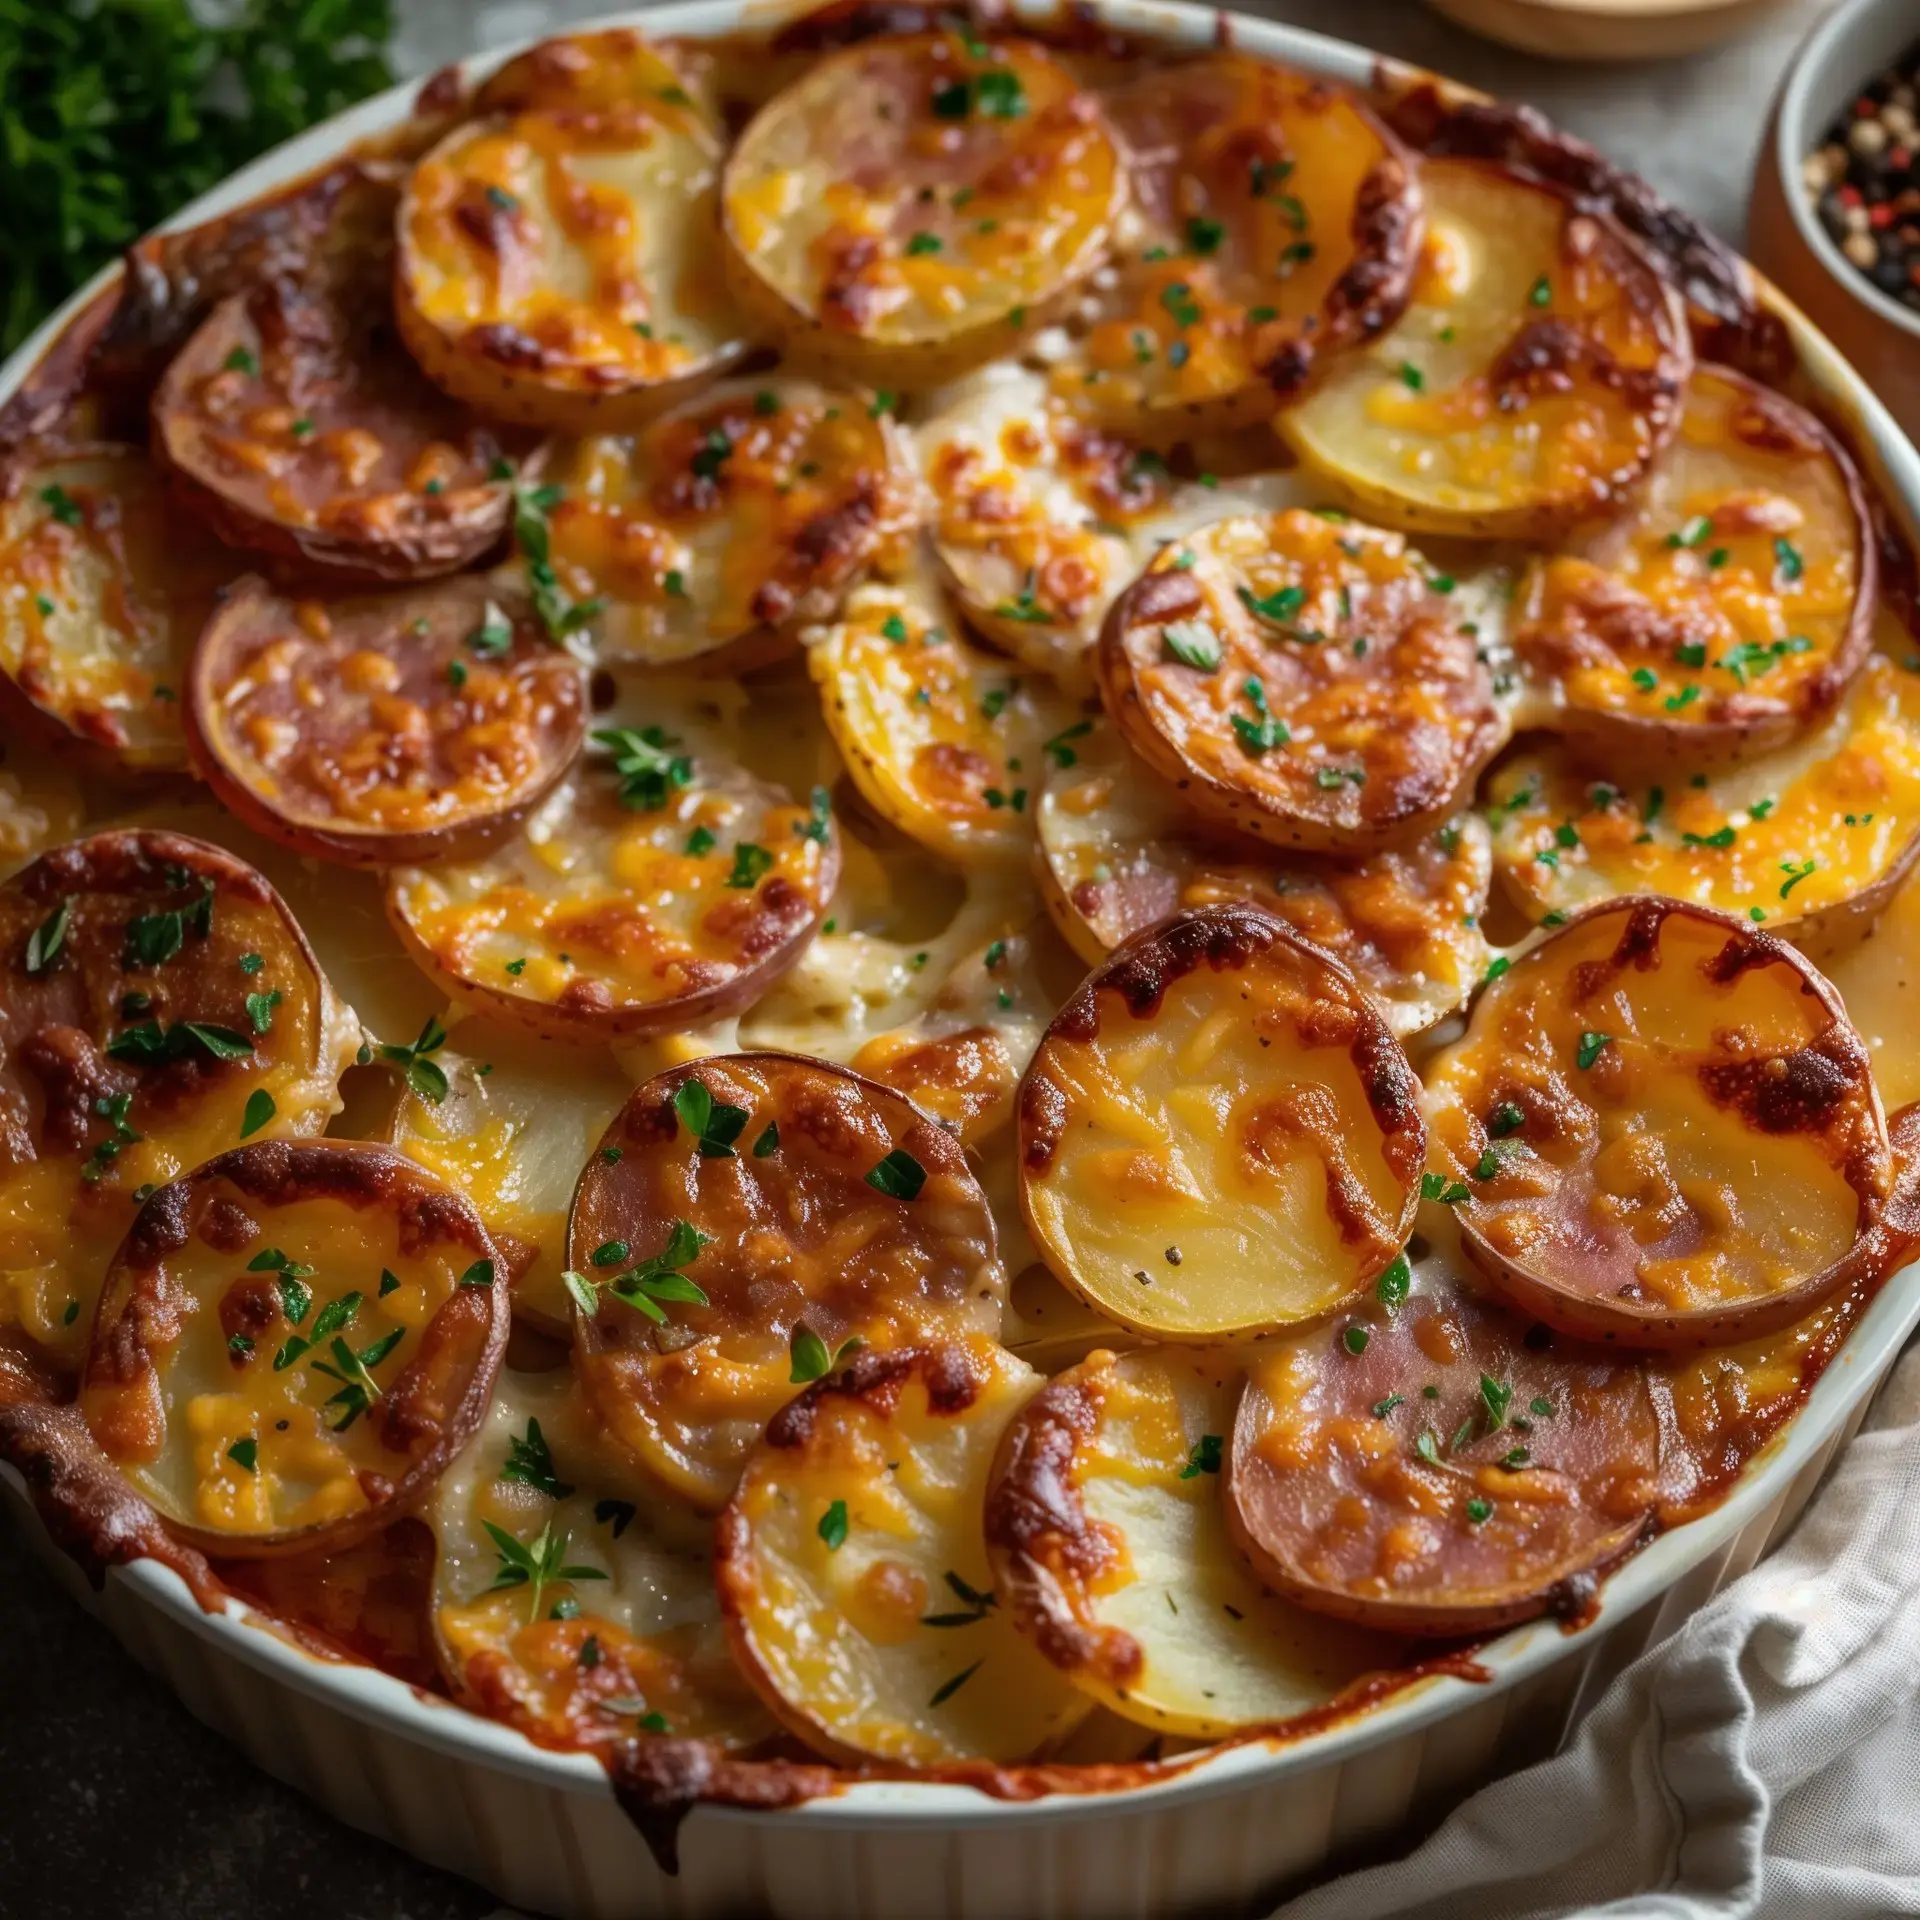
xmin=0 ymin=0 xmax=395 ymax=354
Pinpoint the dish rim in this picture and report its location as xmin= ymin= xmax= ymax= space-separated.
xmin=4 ymin=0 xmax=1920 ymax=1835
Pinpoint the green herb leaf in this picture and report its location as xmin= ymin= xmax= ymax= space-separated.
xmin=1576 ymin=1030 xmax=1610 ymax=1070
xmin=1178 ymin=1433 xmax=1223 ymax=1479
xmin=240 ymin=1088 xmax=276 ymax=1138
xmin=817 ymin=1499 xmax=849 ymax=1551
xmin=24 ymin=899 xmax=70 ymax=976
xmin=1375 ymin=1253 xmax=1411 ymax=1311
xmin=865 ymin=1148 xmax=926 ymax=1200
xmin=501 ymin=1417 xmax=573 ymax=1499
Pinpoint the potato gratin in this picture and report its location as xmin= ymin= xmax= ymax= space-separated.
xmin=4 ymin=8 xmax=1920 ymax=1846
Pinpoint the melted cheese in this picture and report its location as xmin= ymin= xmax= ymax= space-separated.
xmin=1281 ymin=160 xmax=1687 ymax=536
xmin=0 ymin=448 xmax=228 ymax=769
xmin=716 ymin=1339 xmax=1087 ymax=1763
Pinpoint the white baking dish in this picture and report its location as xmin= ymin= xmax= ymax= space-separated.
xmin=5 ymin=5 xmax=1920 ymax=1916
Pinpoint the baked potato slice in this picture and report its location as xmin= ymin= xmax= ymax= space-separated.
xmin=1055 ymin=54 xmax=1419 ymax=437
xmin=988 ymin=1344 xmax=1394 ymax=1736
xmin=1018 ymin=903 xmax=1426 ymax=1340
xmin=0 ymin=445 xmax=230 ymax=772
xmin=153 ymin=281 xmax=537 ymax=582
xmin=536 ymin=377 xmax=914 ymax=671
xmin=428 ymin=1369 xmax=772 ymax=1748
xmin=1097 ymin=509 xmax=1505 ymax=852
xmin=1225 ymin=1269 xmax=1661 ymax=1635
xmin=918 ymin=365 xmax=1310 ymax=689
xmin=386 ymin=675 xmax=837 ymax=1044
xmin=570 ymin=1052 xmax=1005 ymax=1511
xmin=1486 ymin=651 xmax=1920 ymax=961
xmin=714 ymin=1340 xmax=1088 ymax=1764
xmin=187 ymin=576 xmax=587 ymax=867
xmin=720 ymin=31 xmax=1124 ymax=388
xmin=1279 ymin=159 xmax=1690 ymax=540
xmin=1424 ymin=897 xmax=1894 ymax=1347
xmin=1828 ymin=870 xmax=1920 ymax=1114
xmin=1512 ymin=366 xmax=1874 ymax=766
xmin=0 ymin=830 xmax=356 ymax=1375
xmin=380 ymin=1014 xmax=633 ymax=1338
xmin=80 ymin=1139 xmax=508 ymax=1558
xmin=809 ymin=577 xmax=1086 ymax=867
xmin=397 ymin=46 xmax=743 ymax=431
xmin=1037 ymin=717 xmax=1492 ymax=1035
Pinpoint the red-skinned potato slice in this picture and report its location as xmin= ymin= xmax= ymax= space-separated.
xmin=1485 ymin=649 xmax=1920 ymax=963
xmin=569 ymin=1052 xmax=1005 ymax=1511
xmin=988 ymin=1344 xmax=1395 ymax=1736
xmin=427 ymin=1368 xmax=774 ymax=1748
xmin=714 ymin=1339 xmax=1088 ymax=1764
xmin=397 ymin=43 xmax=744 ymax=432
xmin=152 ymin=280 xmax=539 ymax=583
xmin=1018 ymin=904 xmax=1426 ymax=1340
xmin=0 ymin=445 xmax=232 ymax=771
xmin=537 ymin=378 xmax=914 ymax=670
xmin=1424 ymin=897 xmax=1894 ymax=1347
xmin=0 ymin=830 xmax=355 ymax=1375
xmin=79 ymin=1138 xmax=508 ymax=1558
xmin=809 ymin=575 xmax=1085 ymax=867
xmin=1097 ymin=510 xmax=1504 ymax=852
xmin=386 ymin=675 xmax=838 ymax=1044
xmin=1512 ymin=366 xmax=1875 ymax=766
xmin=918 ymin=365 xmax=1311 ymax=689
xmin=1056 ymin=55 xmax=1420 ymax=437
xmin=1225 ymin=1266 xmax=1662 ymax=1635
xmin=382 ymin=1013 xmax=634 ymax=1338
xmin=1037 ymin=717 xmax=1493 ymax=1036
xmin=720 ymin=32 xmax=1124 ymax=388
xmin=187 ymin=576 xmax=587 ymax=867
xmin=1280 ymin=160 xmax=1690 ymax=540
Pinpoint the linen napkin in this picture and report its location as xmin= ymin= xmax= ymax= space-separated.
xmin=1278 ymin=1346 xmax=1920 ymax=1920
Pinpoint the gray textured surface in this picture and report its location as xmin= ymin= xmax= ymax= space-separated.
xmin=0 ymin=3 xmax=1833 ymax=1916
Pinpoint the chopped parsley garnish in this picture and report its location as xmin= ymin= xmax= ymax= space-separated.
xmin=484 ymin=1520 xmax=606 ymax=1621
xmin=245 ymin=989 xmax=281 ymax=1035
xmin=227 ymin=1438 xmax=259 ymax=1474
xmin=468 ymin=602 xmax=514 ymax=657
xmin=1773 ymin=536 xmax=1804 ymax=584
xmin=562 ymin=1219 xmax=710 ymax=1325
xmin=1778 ymin=857 xmax=1816 ymax=898
xmin=1159 ymin=281 xmax=1202 ymax=328
xmin=905 ymin=231 xmax=942 ymax=256
xmin=1465 ymin=1497 xmax=1492 ymax=1525
xmin=796 ymin=786 xmax=833 ymax=844
xmin=1681 ymin=825 xmax=1736 ymax=850
xmin=1667 ymin=515 xmax=1712 ymax=549
xmin=39 ymin=484 xmax=81 ymax=526
xmin=753 ymin=1121 xmax=780 ymax=1158
xmin=817 ymin=1499 xmax=850 ymax=1551
xmin=1237 ymin=583 xmax=1307 ymax=627
xmin=1045 ymin=720 xmax=1093 ymax=769
xmin=376 ymin=1013 xmax=450 ymax=1104
xmin=1161 ymin=621 xmax=1221 ymax=670
xmin=24 ymin=898 xmax=69 ymax=975
xmin=1342 ymin=1324 xmax=1370 ymax=1355
xmin=106 ymin=1019 xmax=252 ymax=1067
xmin=789 ymin=1325 xmax=864 ymax=1385
xmin=726 ymin=842 xmax=774 ymax=889
xmin=1185 ymin=215 xmax=1225 ymax=255
xmin=514 ymin=483 xmax=602 ymax=641
xmin=1231 ymin=677 xmax=1288 ymax=756
xmin=865 ymin=1148 xmax=926 ymax=1201
xmin=501 ymin=1418 xmax=573 ymax=1500
xmin=310 ymin=1326 xmax=406 ymax=1430
xmin=1528 ymin=274 xmax=1552 ymax=307
xmin=1421 ymin=1172 xmax=1470 ymax=1205
xmin=1375 ymin=1252 xmax=1411 ymax=1311
xmin=685 ymin=825 xmax=716 ymax=857
xmin=881 ymin=612 xmax=910 ymax=643
xmin=1576 ymin=1030 xmax=1610 ymax=1069
xmin=690 ymin=428 xmax=733 ymax=483
xmin=673 ymin=1077 xmax=749 ymax=1158
xmin=594 ymin=724 xmax=692 ymax=812
xmin=1397 ymin=361 xmax=1424 ymax=392
xmin=240 ymin=1088 xmax=276 ymax=1138
xmin=1179 ymin=1433 xmax=1223 ymax=1479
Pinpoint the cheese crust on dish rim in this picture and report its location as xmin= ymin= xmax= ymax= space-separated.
xmin=1 ymin=3 xmax=1919 ymax=1837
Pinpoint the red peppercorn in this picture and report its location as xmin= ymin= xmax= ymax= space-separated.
xmin=1841 ymin=184 xmax=1865 ymax=208
xmin=1871 ymin=203 xmax=1895 ymax=228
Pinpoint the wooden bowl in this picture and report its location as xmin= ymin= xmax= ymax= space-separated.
xmin=1427 ymin=0 xmax=1794 ymax=62
xmin=1747 ymin=0 xmax=1920 ymax=447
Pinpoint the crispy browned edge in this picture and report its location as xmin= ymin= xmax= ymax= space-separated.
xmin=185 ymin=573 xmax=587 ymax=867
xmin=1452 ymin=895 xmax=1895 ymax=1348
xmin=0 ymin=0 xmax=1911 ymax=1865
xmin=1528 ymin=365 xmax=1881 ymax=773
xmin=1096 ymin=547 xmax=1510 ymax=853
xmin=82 ymin=1137 xmax=509 ymax=1559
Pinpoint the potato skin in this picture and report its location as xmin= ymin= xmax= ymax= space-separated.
xmin=186 ymin=575 xmax=587 ymax=867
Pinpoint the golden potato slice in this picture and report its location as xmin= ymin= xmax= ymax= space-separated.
xmin=1828 ymin=869 xmax=1920 ymax=1114
xmin=1513 ymin=367 xmax=1874 ymax=765
xmin=0 ymin=831 xmax=356 ymax=1375
xmin=0 ymin=446 xmax=230 ymax=771
xmin=397 ymin=45 xmax=743 ymax=431
xmin=1037 ymin=717 xmax=1492 ymax=1035
xmin=80 ymin=1139 xmax=507 ymax=1558
xmin=1486 ymin=652 xmax=1920 ymax=962
xmin=535 ymin=378 xmax=913 ymax=670
xmin=918 ymin=364 xmax=1311 ymax=688
xmin=1098 ymin=509 xmax=1504 ymax=852
xmin=1018 ymin=903 xmax=1426 ymax=1340
xmin=1055 ymin=54 xmax=1419 ymax=437
xmin=428 ymin=1368 xmax=773 ymax=1748
xmin=187 ymin=576 xmax=587 ymax=867
xmin=988 ymin=1344 xmax=1395 ymax=1736
xmin=1424 ymin=897 xmax=1894 ymax=1346
xmin=1280 ymin=159 xmax=1690 ymax=539
xmin=386 ymin=676 xmax=837 ymax=1044
xmin=569 ymin=1052 xmax=1004 ymax=1510
xmin=153 ymin=282 xmax=537 ymax=582
xmin=1226 ymin=1267 xmax=1662 ymax=1635
xmin=720 ymin=31 xmax=1124 ymax=387
xmin=810 ymin=576 xmax=1086 ymax=866
xmin=714 ymin=1340 xmax=1087 ymax=1764
xmin=381 ymin=1014 xmax=634 ymax=1337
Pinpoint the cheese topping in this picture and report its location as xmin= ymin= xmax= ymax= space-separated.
xmin=1282 ymin=159 xmax=1689 ymax=535
xmin=0 ymin=448 xmax=228 ymax=768
xmin=1039 ymin=718 xmax=1492 ymax=1035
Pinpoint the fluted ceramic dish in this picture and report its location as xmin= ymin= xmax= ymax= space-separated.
xmin=5 ymin=4 xmax=1920 ymax=1916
